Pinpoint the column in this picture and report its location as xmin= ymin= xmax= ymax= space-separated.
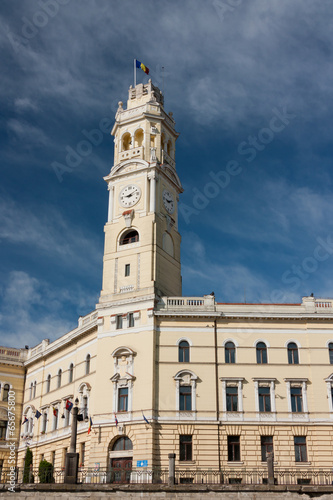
xmin=326 ymin=381 xmax=333 ymax=413
xmin=286 ymin=381 xmax=291 ymax=413
xmin=148 ymin=172 xmax=158 ymax=212
xmin=222 ymin=381 xmax=227 ymax=412
xmin=270 ymin=380 xmax=276 ymax=413
xmin=302 ymin=381 xmax=308 ymax=413
xmin=191 ymin=379 xmax=197 ymax=412
xmin=254 ymin=381 xmax=259 ymax=412
xmin=175 ymin=380 xmax=180 ymax=412
xmin=238 ymin=380 xmax=243 ymax=413
xmin=107 ymin=183 xmax=114 ymax=222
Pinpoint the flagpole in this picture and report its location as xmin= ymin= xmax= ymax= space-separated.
xmin=134 ymin=59 xmax=136 ymax=87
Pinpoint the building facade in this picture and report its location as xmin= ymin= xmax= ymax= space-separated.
xmin=0 ymin=347 xmax=27 ymax=475
xmin=15 ymin=81 xmax=333 ymax=475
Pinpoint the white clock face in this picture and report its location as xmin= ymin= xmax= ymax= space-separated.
xmin=119 ymin=184 xmax=141 ymax=208
xmin=162 ymin=189 xmax=175 ymax=214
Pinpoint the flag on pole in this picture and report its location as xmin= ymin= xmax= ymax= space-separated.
xmin=88 ymin=417 xmax=93 ymax=435
xmin=35 ymin=410 xmax=41 ymax=419
xmin=135 ymin=59 xmax=149 ymax=75
xmin=114 ymin=414 xmax=118 ymax=427
xmin=22 ymin=417 xmax=28 ymax=425
xmin=66 ymin=399 xmax=73 ymax=412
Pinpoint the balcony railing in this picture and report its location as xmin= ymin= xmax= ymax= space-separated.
xmin=119 ymin=146 xmax=144 ymax=162
xmin=5 ymin=466 xmax=333 ymax=485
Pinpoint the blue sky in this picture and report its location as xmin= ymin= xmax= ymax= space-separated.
xmin=1 ymin=0 xmax=333 ymax=347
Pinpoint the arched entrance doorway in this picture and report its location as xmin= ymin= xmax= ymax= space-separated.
xmin=108 ymin=436 xmax=133 ymax=483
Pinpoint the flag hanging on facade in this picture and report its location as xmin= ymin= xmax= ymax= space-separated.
xmin=22 ymin=417 xmax=28 ymax=425
xmin=53 ymin=407 xmax=57 ymax=417
xmin=66 ymin=399 xmax=73 ymax=412
xmin=114 ymin=414 xmax=118 ymax=427
xmin=88 ymin=417 xmax=93 ymax=435
xmin=135 ymin=59 xmax=149 ymax=75
xmin=142 ymin=412 xmax=149 ymax=425
xmin=35 ymin=410 xmax=41 ymax=419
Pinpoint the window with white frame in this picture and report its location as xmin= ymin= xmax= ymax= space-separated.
xmin=285 ymin=379 xmax=308 ymax=414
xmin=78 ymin=383 xmax=91 ymax=421
xmin=69 ymin=363 xmax=74 ymax=383
xmin=174 ymin=370 xmax=198 ymax=413
xmin=41 ymin=410 xmax=48 ymax=433
xmin=111 ymin=347 xmax=136 ymax=415
xmin=221 ymin=378 xmax=244 ymax=414
xmin=33 ymin=381 xmax=37 ymax=399
xmin=85 ymin=355 xmax=91 ymax=375
xmin=46 ymin=375 xmax=51 ymax=394
xmin=253 ymin=378 xmax=276 ymax=414
xmin=225 ymin=342 xmax=236 ymax=364
xmin=0 ymin=420 xmax=7 ymax=440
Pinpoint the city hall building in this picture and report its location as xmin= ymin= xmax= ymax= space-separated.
xmin=7 ymin=80 xmax=333 ymax=474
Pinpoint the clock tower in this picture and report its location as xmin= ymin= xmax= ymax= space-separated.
xmin=99 ymin=80 xmax=183 ymax=305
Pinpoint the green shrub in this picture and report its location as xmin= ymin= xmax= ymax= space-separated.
xmin=38 ymin=459 xmax=54 ymax=483
xmin=23 ymin=447 xmax=34 ymax=483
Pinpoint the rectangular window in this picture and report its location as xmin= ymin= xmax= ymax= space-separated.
xmin=0 ymin=421 xmax=7 ymax=440
xmin=261 ymin=436 xmax=273 ymax=462
xmin=63 ymin=448 xmax=67 ymax=467
xmin=51 ymin=451 xmax=55 ymax=466
xmin=226 ymin=386 xmax=238 ymax=412
xmin=331 ymin=387 xmax=333 ymax=406
xmin=118 ymin=388 xmax=128 ymax=412
xmin=128 ymin=313 xmax=134 ymax=328
xmin=179 ymin=435 xmax=192 ymax=461
xmin=228 ymin=435 xmax=240 ymax=462
xmin=294 ymin=436 xmax=307 ymax=462
xmin=42 ymin=413 xmax=47 ymax=433
xmin=125 ymin=264 xmax=130 ymax=277
xmin=259 ymin=386 xmax=271 ymax=412
xmin=291 ymin=387 xmax=303 ymax=412
xmin=179 ymin=386 xmax=192 ymax=411
xmin=116 ymin=315 xmax=123 ymax=330
xmin=80 ymin=443 xmax=85 ymax=466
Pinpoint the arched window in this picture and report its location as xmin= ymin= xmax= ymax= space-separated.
xmin=33 ymin=381 xmax=37 ymax=399
xmin=167 ymin=139 xmax=172 ymax=156
xmin=287 ymin=342 xmax=299 ymax=364
xmin=134 ymin=129 xmax=144 ymax=147
xmin=112 ymin=436 xmax=133 ymax=451
xmin=57 ymin=369 xmax=62 ymax=388
xmin=69 ymin=363 xmax=74 ymax=383
xmin=121 ymin=132 xmax=131 ymax=151
xmin=225 ymin=342 xmax=236 ymax=364
xmin=161 ymin=133 xmax=165 ymax=152
xmin=3 ymin=384 xmax=9 ymax=402
xmin=329 ymin=343 xmax=333 ymax=364
xmin=256 ymin=342 xmax=267 ymax=364
xmin=178 ymin=341 xmax=190 ymax=363
xmin=120 ymin=230 xmax=139 ymax=246
xmin=46 ymin=375 xmax=51 ymax=393
xmin=85 ymin=354 xmax=91 ymax=375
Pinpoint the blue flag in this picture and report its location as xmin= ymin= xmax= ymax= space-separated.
xmin=35 ymin=410 xmax=41 ymax=419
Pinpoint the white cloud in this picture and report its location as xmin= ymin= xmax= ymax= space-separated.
xmin=14 ymin=97 xmax=39 ymax=113
xmin=0 ymin=270 xmax=98 ymax=348
xmin=0 ymin=196 xmax=102 ymax=273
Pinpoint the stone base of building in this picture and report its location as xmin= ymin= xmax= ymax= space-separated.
xmin=1 ymin=484 xmax=333 ymax=499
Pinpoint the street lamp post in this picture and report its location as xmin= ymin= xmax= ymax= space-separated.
xmin=64 ymin=398 xmax=80 ymax=484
